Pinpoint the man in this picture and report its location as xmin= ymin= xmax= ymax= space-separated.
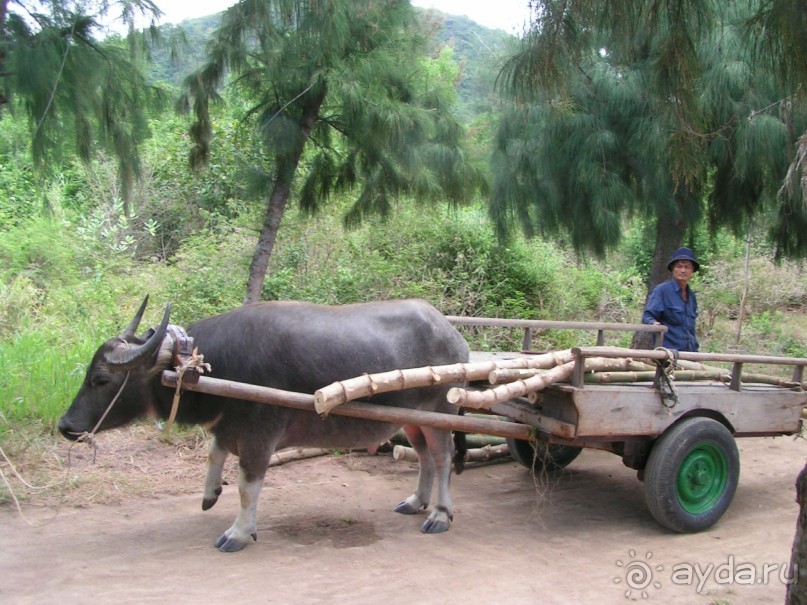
xmin=642 ymin=247 xmax=700 ymax=352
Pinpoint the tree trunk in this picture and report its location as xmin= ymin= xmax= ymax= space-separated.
xmin=119 ymin=161 xmax=134 ymax=218
xmin=785 ymin=460 xmax=807 ymax=604
xmin=631 ymin=195 xmax=688 ymax=349
xmin=735 ymin=225 xmax=753 ymax=344
xmin=242 ymin=96 xmax=325 ymax=305
xmin=0 ymin=0 xmax=9 ymax=113
xmin=243 ymin=180 xmax=291 ymax=304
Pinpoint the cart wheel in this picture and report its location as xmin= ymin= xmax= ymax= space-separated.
xmin=506 ymin=437 xmax=582 ymax=473
xmin=644 ymin=417 xmax=739 ymax=533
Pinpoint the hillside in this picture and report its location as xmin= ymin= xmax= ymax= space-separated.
xmin=149 ymin=7 xmax=515 ymax=122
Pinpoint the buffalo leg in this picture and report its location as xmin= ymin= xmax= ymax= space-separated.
xmin=214 ymin=466 xmax=266 ymax=552
xmin=214 ymin=444 xmax=272 ymax=552
xmin=419 ymin=426 xmax=454 ymax=533
xmin=394 ymin=424 xmax=435 ymax=516
xmin=202 ymin=436 xmax=228 ymax=511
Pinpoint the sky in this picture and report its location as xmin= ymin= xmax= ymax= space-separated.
xmin=153 ymin=0 xmax=531 ymax=34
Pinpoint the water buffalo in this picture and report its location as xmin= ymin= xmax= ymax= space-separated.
xmin=58 ymin=296 xmax=470 ymax=552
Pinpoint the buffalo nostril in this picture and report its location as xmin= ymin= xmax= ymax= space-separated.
xmin=58 ymin=420 xmax=82 ymax=441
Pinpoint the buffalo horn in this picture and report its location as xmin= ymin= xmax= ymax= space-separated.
xmin=121 ymin=295 xmax=150 ymax=339
xmin=104 ymin=303 xmax=172 ymax=369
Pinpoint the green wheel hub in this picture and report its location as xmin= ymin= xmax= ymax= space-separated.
xmin=676 ymin=443 xmax=728 ymax=515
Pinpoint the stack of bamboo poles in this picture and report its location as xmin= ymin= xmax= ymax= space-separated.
xmin=314 ymin=347 xmax=806 ymax=415
xmin=207 ymin=348 xmax=806 ymax=468
xmin=389 ymin=430 xmax=510 ymax=465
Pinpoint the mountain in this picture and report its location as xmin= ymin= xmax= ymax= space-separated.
xmin=421 ymin=9 xmax=517 ymax=121
xmin=148 ymin=7 xmax=516 ymax=123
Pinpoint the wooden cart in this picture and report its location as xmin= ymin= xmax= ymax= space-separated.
xmin=162 ymin=316 xmax=806 ymax=534
xmin=450 ymin=317 xmax=806 ymax=534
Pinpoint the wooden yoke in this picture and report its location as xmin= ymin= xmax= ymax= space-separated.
xmin=167 ymin=325 xmax=205 ymax=385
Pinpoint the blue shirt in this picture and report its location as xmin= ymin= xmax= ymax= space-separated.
xmin=642 ymin=279 xmax=699 ymax=352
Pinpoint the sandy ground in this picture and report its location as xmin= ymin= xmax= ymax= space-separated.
xmin=1 ymin=429 xmax=805 ymax=605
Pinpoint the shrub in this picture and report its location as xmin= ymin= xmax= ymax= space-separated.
xmin=161 ymin=227 xmax=254 ymax=323
xmin=0 ymin=216 xmax=81 ymax=289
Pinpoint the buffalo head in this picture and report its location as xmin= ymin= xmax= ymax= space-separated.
xmin=58 ymin=296 xmax=172 ymax=440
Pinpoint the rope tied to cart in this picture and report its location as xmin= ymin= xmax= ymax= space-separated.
xmin=654 ymin=347 xmax=680 ymax=410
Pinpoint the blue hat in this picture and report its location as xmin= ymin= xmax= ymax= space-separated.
xmin=667 ymin=247 xmax=699 ymax=272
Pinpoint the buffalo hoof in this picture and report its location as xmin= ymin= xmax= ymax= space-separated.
xmin=420 ymin=506 xmax=452 ymax=534
xmin=202 ymin=486 xmax=223 ymax=511
xmin=420 ymin=517 xmax=450 ymax=534
xmin=214 ymin=530 xmax=257 ymax=553
xmin=394 ymin=499 xmax=427 ymax=515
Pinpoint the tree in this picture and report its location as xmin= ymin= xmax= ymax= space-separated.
xmin=0 ymin=0 xmax=166 ymax=214
xmin=180 ymin=0 xmax=487 ymax=304
xmin=492 ymin=0 xmax=807 ymax=292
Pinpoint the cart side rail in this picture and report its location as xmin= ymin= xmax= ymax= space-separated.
xmin=571 ymin=346 xmax=807 ymax=390
xmin=446 ymin=316 xmax=667 ymax=350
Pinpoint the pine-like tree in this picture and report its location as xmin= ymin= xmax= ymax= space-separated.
xmin=180 ymin=0 xmax=487 ymax=303
xmin=0 ymin=0 xmax=166 ymax=215
xmin=493 ymin=0 xmax=807 ymax=286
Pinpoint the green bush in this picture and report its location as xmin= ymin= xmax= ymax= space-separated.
xmin=0 ymin=116 xmax=40 ymax=229
xmin=161 ymin=227 xmax=254 ymax=323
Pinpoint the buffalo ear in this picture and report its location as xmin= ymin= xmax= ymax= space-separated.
xmin=104 ymin=303 xmax=172 ymax=369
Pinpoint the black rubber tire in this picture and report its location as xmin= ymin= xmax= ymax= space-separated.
xmin=644 ymin=417 xmax=739 ymax=533
xmin=506 ymin=437 xmax=582 ymax=473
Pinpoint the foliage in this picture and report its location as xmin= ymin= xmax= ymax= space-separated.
xmin=1 ymin=0 xmax=167 ymax=212
xmin=180 ymin=0 xmax=489 ymax=302
xmin=161 ymin=227 xmax=254 ymax=324
xmin=419 ymin=10 xmax=518 ymax=122
xmin=0 ymin=114 xmax=39 ymax=228
xmin=148 ymin=7 xmax=514 ymax=124
xmin=0 ymin=215 xmax=80 ymax=291
xmin=493 ymin=0 xmax=807 ymax=293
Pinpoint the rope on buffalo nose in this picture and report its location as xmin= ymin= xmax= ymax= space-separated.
xmin=162 ymin=348 xmax=211 ymax=435
xmin=654 ymin=347 xmax=680 ymax=410
xmin=66 ymin=370 xmax=133 ymax=464
xmin=0 ymin=371 xmax=130 ymax=528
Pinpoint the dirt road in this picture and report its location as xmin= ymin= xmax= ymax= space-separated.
xmin=1 ymin=432 xmax=804 ymax=604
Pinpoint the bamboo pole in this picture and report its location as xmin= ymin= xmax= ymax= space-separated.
xmin=741 ymin=374 xmax=804 ymax=388
xmin=584 ymin=370 xmax=728 ymax=384
xmin=448 ymin=361 xmax=576 ymax=409
xmin=488 ymin=368 xmax=543 ymax=384
xmin=161 ymin=371 xmax=534 ymax=441
xmin=313 ymin=350 xmax=575 ymax=415
xmin=393 ymin=444 xmax=511 ymax=464
xmin=572 ymin=346 xmax=807 ymax=367
xmin=489 ymin=360 xmax=657 ymax=384
xmin=464 ymin=443 xmax=511 ymax=463
xmin=386 ymin=429 xmax=505 ymax=448
xmin=269 ymin=448 xmax=330 ymax=467
xmin=392 ymin=445 xmax=418 ymax=462
xmin=447 ymin=356 xmax=654 ymax=410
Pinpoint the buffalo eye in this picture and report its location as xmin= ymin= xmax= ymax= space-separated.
xmin=90 ymin=372 xmax=111 ymax=387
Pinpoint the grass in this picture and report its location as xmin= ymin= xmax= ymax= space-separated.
xmin=0 ymin=330 xmax=103 ymax=428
